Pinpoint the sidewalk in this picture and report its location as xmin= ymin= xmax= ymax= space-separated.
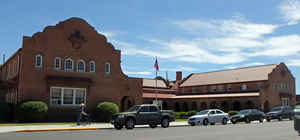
xmin=0 ymin=122 xmax=189 ymax=133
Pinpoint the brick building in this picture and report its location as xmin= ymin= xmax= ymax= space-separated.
xmin=0 ymin=17 xmax=297 ymax=121
xmin=143 ymin=64 xmax=296 ymax=112
xmin=0 ymin=18 xmax=142 ymax=120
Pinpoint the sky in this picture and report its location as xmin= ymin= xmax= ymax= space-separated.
xmin=0 ymin=0 xmax=300 ymax=94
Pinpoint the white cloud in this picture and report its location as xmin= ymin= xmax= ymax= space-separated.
xmin=244 ymin=62 xmax=265 ymax=67
xmin=160 ymin=66 xmax=198 ymax=72
xmin=279 ymin=0 xmax=300 ymax=25
xmin=287 ymin=59 xmax=300 ymax=66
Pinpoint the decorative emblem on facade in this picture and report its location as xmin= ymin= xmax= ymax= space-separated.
xmin=68 ymin=29 xmax=87 ymax=49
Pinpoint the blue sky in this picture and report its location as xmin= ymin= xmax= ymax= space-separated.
xmin=1 ymin=0 xmax=300 ymax=94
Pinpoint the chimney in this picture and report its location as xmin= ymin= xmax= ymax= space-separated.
xmin=176 ymin=71 xmax=182 ymax=81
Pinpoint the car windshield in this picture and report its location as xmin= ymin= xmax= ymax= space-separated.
xmin=294 ymin=106 xmax=300 ymax=112
xmin=238 ymin=110 xmax=250 ymax=115
xmin=271 ymin=107 xmax=282 ymax=112
xmin=197 ymin=110 xmax=209 ymax=115
xmin=127 ymin=105 xmax=141 ymax=112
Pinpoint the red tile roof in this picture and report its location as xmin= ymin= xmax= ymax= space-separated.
xmin=143 ymin=78 xmax=168 ymax=88
xmin=143 ymin=92 xmax=259 ymax=99
xmin=180 ymin=64 xmax=277 ymax=87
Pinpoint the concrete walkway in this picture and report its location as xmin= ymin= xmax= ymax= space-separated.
xmin=0 ymin=122 xmax=189 ymax=133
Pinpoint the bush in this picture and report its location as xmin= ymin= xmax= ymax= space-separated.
xmin=0 ymin=102 xmax=11 ymax=122
xmin=228 ymin=110 xmax=239 ymax=116
xmin=16 ymin=101 xmax=48 ymax=122
xmin=174 ymin=110 xmax=197 ymax=119
xmin=187 ymin=110 xmax=197 ymax=116
xmin=95 ymin=102 xmax=119 ymax=122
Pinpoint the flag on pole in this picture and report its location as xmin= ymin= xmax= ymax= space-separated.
xmin=154 ymin=57 xmax=159 ymax=71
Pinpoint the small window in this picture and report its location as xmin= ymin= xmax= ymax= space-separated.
xmin=192 ymin=88 xmax=196 ymax=93
xmin=55 ymin=57 xmax=61 ymax=70
xmin=77 ymin=60 xmax=85 ymax=72
xmin=216 ymin=110 xmax=223 ymax=114
xmin=65 ymin=59 xmax=73 ymax=71
xmin=241 ymin=84 xmax=247 ymax=91
xmin=105 ymin=62 xmax=110 ymax=75
xmin=89 ymin=61 xmax=95 ymax=72
xmin=35 ymin=55 xmax=42 ymax=68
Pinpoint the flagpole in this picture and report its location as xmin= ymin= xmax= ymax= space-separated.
xmin=155 ymin=57 xmax=158 ymax=104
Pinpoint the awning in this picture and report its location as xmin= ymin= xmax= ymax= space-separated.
xmin=143 ymin=92 xmax=260 ymax=99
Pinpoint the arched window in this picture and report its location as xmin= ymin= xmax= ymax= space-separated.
xmin=64 ymin=59 xmax=73 ymax=71
xmin=241 ymin=84 xmax=247 ymax=91
xmin=54 ymin=57 xmax=61 ymax=70
xmin=77 ymin=60 xmax=85 ymax=72
xmin=35 ymin=55 xmax=42 ymax=68
xmin=89 ymin=61 xmax=95 ymax=72
xmin=105 ymin=62 xmax=110 ymax=75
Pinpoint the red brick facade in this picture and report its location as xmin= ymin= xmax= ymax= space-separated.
xmin=0 ymin=18 xmax=142 ymax=120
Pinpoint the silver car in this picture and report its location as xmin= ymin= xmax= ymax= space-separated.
xmin=188 ymin=109 xmax=229 ymax=126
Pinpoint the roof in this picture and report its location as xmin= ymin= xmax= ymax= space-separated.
xmin=143 ymin=78 xmax=168 ymax=88
xmin=180 ymin=64 xmax=278 ymax=87
xmin=143 ymin=92 xmax=260 ymax=99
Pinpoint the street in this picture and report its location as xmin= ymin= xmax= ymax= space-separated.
xmin=0 ymin=121 xmax=298 ymax=140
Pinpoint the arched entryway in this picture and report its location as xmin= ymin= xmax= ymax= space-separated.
xmin=174 ymin=102 xmax=180 ymax=112
xmin=200 ymin=102 xmax=207 ymax=110
xmin=121 ymin=96 xmax=134 ymax=112
xmin=210 ymin=101 xmax=217 ymax=109
xmin=245 ymin=100 xmax=255 ymax=109
xmin=183 ymin=102 xmax=189 ymax=112
xmin=191 ymin=101 xmax=197 ymax=111
xmin=220 ymin=101 xmax=229 ymax=112
xmin=232 ymin=101 xmax=241 ymax=111
xmin=264 ymin=101 xmax=270 ymax=112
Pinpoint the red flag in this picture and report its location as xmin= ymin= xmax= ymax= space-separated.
xmin=154 ymin=57 xmax=159 ymax=71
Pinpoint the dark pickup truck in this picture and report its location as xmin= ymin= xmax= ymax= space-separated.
xmin=111 ymin=104 xmax=175 ymax=130
xmin=265 ymin=106 xmax=294 ymax=121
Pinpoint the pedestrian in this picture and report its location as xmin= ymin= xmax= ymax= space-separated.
xmin=77 ymin=103 xmax=89 ymax=126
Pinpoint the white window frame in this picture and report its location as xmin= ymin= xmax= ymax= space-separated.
xmin=77 ymin=59 xmax=86 ymax=72
xmin=50 ymin=87 xmax=86 ymax=106
xmin=89 ymin=61 xmax=96 ymax=72
xmin=35 ymin=55 xmax=42 ymax=68
xmin=64 ymin=58 xmax=74 ymax=71
xmin=105 ymin=62 xmax=110 ymax=75
xmin=280 ymin=98 xmax=289 ymax=106
xmin=54 ymin=57 xmax=61 ymax=70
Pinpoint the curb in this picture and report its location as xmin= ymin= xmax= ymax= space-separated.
xmin=15 ymin=124 xmax=190 ymax=133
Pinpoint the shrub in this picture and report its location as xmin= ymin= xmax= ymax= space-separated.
xmin=187 ymin=110 xmax=197 ymax=116
xmin=16 ymin=101 xmax=48 ymax=122
xmin=0 ymin=102 xmax=11 ymax=122
xmin=228 ymin=110 xmax=239 ymax=116
xmin=174 ymin=111 xmax=197 ymax=119
xmin=95 ymin=102 xmax=119 ymax=122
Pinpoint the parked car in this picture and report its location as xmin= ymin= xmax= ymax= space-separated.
xmin=188 ymin=109 xmax=229 ymax=126
xmin=265 ymin=106 xmax=293 ymax=122
xmin=230 ymin=109 xmax=265 ymax=124
xmin=111 ymin=104 xmax=174 ymax=130
xmin=294 ymin=105 xmax=300 ymax=135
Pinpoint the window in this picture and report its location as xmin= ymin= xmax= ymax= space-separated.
xmin=192 ymin=88 xmax=196 ymax=93
xmin=65 ymin=59 xmax=73 ymax=71
xmin=89 ymin=61 xmax=95 ymax=72
xmin=105 ymin=62 xmax=110 ymax=75
xmin=217 ymin=85 xmax=224 ymax=92
xmin=280 ymin=98 xmax=289 ymax=106
xmin=77 ymin=60 xmax=85 ymax=72
xmin=35 ymin=55 xmax=42 ymax=68
xmin=139 ymin=106 xmax=149 ymax=112
xmin=227 ymin=84 xmax=232 ymax=91
xmin=241 ymin=84 xmax=247 ymax=91
xmin=216 ymin=110 xmax=223 ymax=114
xmin=50 ymin=87 xmax=86 ymax=106
xmin=210 ymin=86 xmax=216 ymax=92
xmin=149 ymin=106 xmax=158 ymax=112
xmin=54 ymin=57 xmax=61 ymax=70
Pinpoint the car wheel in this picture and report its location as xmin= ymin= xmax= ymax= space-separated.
xmin=203 ymin=119 xmax=209 ymax=126
xmin=222 ymin=118 xmax=228 ymax=125
xmin=125 ymin=118 xmax=135 ymax=129
xmin=114 ymin=123 xmax=123 ymax=130
xmin=149 ymin=124 xmax=157 ymax=128
xmin=289 ymin=115 xmax=294 ymax=120
xmin=259 ymin=117 xmax=264 ymax=123
xmin=278 ymin=116 xmax=282 ymax=121
xmin=245 ymin=118 xmax=250 ymax=124
xmin=161 ymin=118 xmax=169 ymax=128
xmin=190 ymin=122 xmax=196 ymax=126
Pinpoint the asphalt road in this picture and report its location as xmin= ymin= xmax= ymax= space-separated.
xmin=0 ymin=120 xmax=298 ymax=140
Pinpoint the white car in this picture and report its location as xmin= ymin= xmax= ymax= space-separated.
xmin=188 ymin=109 xmax=229 ymax=126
